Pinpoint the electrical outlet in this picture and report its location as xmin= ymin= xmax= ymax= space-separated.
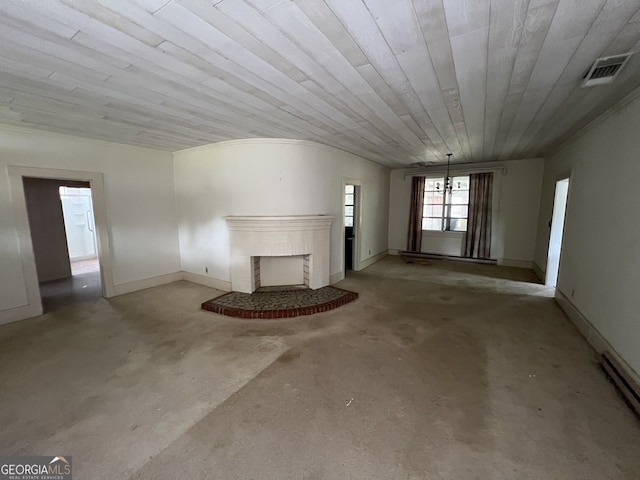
xmin=205 ymin=267 xmax=208 ymax=274
xmin=369 ymin=249 xmax=371 ymax=255
xmin=571 ymin=289 xmax=575 ymax=297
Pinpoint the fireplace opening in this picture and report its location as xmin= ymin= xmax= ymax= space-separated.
xmin=253 ymin=254 xmax=310 ymax=290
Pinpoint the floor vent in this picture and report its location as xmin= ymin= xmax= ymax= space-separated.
xmin=600 ymin=352 xmax=640 ymax=416
xmin=582 ymin=54 xmax=632 ymax=87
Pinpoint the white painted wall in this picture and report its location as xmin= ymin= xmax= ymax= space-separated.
xmin=534 ymin=94 xmax=640 ymax=377
xmin=173 ymin=139 xmax=390 ymax=286
xmin=388 ymin=158 xmax=544 ymax=266
xmin=421 ymin=231 xmax=464 ymax=257
xmin=0 ymin=125 xmax=181 ymax=317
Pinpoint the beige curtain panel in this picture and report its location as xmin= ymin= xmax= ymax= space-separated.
xmin=407 ymin=176 xmax=425 ymax=252
xmin=464 ymin=172 xmax=493 ymax=259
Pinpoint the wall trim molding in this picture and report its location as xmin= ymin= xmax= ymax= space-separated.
xmin=112 ymin=272 xmax=184 ymax=296
xmin=498 ymin=258 xmax=533 ymax=269
xmin=555 ymin=289 xmax=640 ymax=385
xmin=0 ymin=270 xmax=231 ymax=325
xmin=0 ymin=303 xmax=42 ymax=327
xmin=5 ymin=256 xmax=406 ymax=324
xmin=532 ymin=262 xmax=545 ymax=281
xmin=7 ymin=166 xmax=116 ymax=320
xmin=553 ymin=85 xmax=640 ymax=156
xmin=388 ymin=249 xmax=401 ymax=255
xmin=330 ymin=271 xmax=344 ymax=285
xmin=173 ymin=137 xmax=388 ymax=170
xmin=359 ymin=250 xmax=388 ymax=270
xmin=182 ymin=271 xmax=231 ymax=292
xmin=0 ymin=124 xmax=168 ymax=154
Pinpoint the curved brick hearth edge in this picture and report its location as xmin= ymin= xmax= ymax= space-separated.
xmin=201 ymin=287 xmax=358 ymax=319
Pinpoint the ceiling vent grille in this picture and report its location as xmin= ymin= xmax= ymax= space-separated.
xmin=582 ymin=54 xmax=633 ymax=87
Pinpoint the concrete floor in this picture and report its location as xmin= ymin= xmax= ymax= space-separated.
xmin=1 ymin=256 xmax=639 ymax=479
xmin=39 ymin=269 xmax=102 ymax=313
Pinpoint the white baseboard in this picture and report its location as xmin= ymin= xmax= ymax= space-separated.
xmin=0 ymin=303 xmax=43 ymax=326
xmin=330 ymin=250 xmax=388 ymax=284
xmin=112 ymin=272 xmax=183 ymax=296
xmin=0 ymin=270 xmax=228 ymax=326
xmin=555 ymin=289 xmax=640 ymax=386
xmin=182 ymin=271 xmax=231 ymax=291
xmin=358 ymin=250 xmax=388 ymax=270
xmin=532 ymin=262 xmax=545 ymax=282
xmin=498 ymin=258 xmax=533 ymax=269
xmin=388 ymin=249 xmax=400 ymax=256
xmin=330 ymin=271 xmax=344 ymax=284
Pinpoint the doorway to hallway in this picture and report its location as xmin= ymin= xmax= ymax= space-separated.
xmin=546 ymin=178 xmax=570 ymax=287
xmin=22 ymin=178 xmax=103 ymax=312
xmin=345 ymin=184 xmax=355 ymax=271
xmin=344 ymin=183 xmax=361 ymax=272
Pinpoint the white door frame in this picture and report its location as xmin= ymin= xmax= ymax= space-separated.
xmin=341 ymin=178 xmax=362 ymax=276
xmin=545 ymin=175 xmax=571 ymax=287
xmin=8 ymin=166 xmax=115 ymax=318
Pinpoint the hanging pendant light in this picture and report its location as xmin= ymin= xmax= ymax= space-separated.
xmin=444 ymin=153 xmax=452 ymax=194
xmin=436 ymin=153 xmax=453 ymax=194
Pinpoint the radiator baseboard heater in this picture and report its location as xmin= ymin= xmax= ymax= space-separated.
xmin=399 ymin=251 xmax=497 ymax=265
xmin=600 ymin=351 xmax=640 ymax=416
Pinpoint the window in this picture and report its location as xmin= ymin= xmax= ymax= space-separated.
xmin=344 ymin=185 xmax=354 ymax=227
xmin=422 ymin=176 xmax=469 ymax=232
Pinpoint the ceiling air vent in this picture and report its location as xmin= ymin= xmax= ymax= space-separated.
xmin=582 ymin=53 xmax=633 ymax=87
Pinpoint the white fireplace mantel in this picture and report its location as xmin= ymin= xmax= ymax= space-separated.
xmin=225 ymin=215 xmax=334 ymax=293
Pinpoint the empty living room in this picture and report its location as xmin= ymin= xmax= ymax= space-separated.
xmin=1 ymin=1 xmax=640 ymax=479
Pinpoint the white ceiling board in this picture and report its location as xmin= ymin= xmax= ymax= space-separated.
xmin=324 ymin=0 xmax=449 ymax=153
xmin=498 ymin=0 xmax=605 ymax=159
xmin=0 ymin=0 xmax=638 ymax=167
xmin=516 ymin=0 xmax=639 ymax=156
xmin=60 ymin=0 xmax=164 ymax=46
xmin=526 ymin=39 xmax=640 ymax=155
xmin=165 ymin=0 xmax=396 ymax=157
xmin=521 ymin=10 xmax=640 ymax=156
xmin=364 ymin=0 xmax=465 ymax=155
xmin=1 ymin=0 xmax=79 ymax=39
xmin=483 ymin=0 xmax=528 ymax=159
xmin=245 ymin=0 xmax=423 ymax=147
xmin=413 ymin=0 xmax=470 ymax=158
xmin=491 ymin=1 xmax=560 ymax=160
xmin=444 ymin=0 xmax=491 ymax=159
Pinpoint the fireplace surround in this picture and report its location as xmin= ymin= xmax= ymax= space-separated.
xmin=225 ymin=215 xmax=333 ymax=293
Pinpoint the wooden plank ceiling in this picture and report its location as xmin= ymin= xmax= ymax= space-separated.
xmin=0 ymin=0 xmax=639 ymax=167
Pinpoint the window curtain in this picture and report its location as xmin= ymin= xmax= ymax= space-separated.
xmin=407 ymin=176 xmax=425 ymax=252
xmin=464 ymin=172 xmax=493 ymax=258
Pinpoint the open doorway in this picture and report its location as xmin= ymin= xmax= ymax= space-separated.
xmin=546 ymin=177 xmax=570 ymax=287
xmin=60 ymin=186 xmax=99 ymax=275
xmin=22 ymin=178 xmax=102 ymax=312
xmin=344 ymin=183 xmax=361 ymax=272
xmin=345 ymin=184 xmax=355 ymax=271
xmin=7 ymin=165 xmax=114 ymax=321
